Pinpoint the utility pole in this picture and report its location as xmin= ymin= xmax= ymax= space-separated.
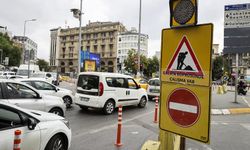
xmin=234 ymin=53 xmax=239 ymax=103
xmin=24 ymin=19 xmax=36 ymax=78
xmin=137 ymin=0 xmax=142 ymax=78
xmin=71 ymin=0 xmax=83 ymax=76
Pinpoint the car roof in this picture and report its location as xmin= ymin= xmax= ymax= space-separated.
xmin=16 ymin=77 xmax=47 ymax=82
xmin=0 ymin=79 xmax=41 ymax=92
xmin=78 ymin=72 xmax=132 ymax=78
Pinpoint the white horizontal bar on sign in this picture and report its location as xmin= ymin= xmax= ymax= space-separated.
xmin=169 ymin=102 xmax=198 ymax=114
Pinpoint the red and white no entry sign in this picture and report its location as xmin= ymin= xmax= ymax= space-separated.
xmin=167 ymin=88 xmax=200 ymax=127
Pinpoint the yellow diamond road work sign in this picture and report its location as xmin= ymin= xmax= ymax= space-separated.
xmin=160 ymin=24 xmax=213 ymax=143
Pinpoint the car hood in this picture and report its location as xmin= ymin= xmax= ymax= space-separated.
xmin=27 ymin=109 xmax=64 ymax=121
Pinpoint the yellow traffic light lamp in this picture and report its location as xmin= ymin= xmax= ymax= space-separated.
xmin=170 ymin=0 xmax=197 ymax=28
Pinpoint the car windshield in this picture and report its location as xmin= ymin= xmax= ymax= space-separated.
xmin=149 ymin=79 xmax=160 ymax=86
xmin=16 ymin=70 xmax=33 ymax=76
xmin=77 ymin=75 xmax=99 ymax=90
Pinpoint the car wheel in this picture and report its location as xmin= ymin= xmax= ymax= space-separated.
xmin=63 ymin=96 xmax=72 ymax=108
xmin=138 ymin=96 xmax=147 ymax=108
xmin=45 ymin=134 xmax=67 ymax=150
xmin=49 ymin=108 xmax=64 ymax=117
xmin=103 ymin=100 xmax=115 ymax=115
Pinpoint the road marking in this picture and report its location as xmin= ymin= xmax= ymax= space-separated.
xmin=211 ymin=109 xmax=223 ymax=115
xmin=221 ymin=109 xmax=230 ymax=115
xmin=241 ymin=124 xmax=250 ymax=131
xmin=169 ymin=102 xmax=198 ymax=114
xmin=73 ymin=110 xmax=154 ymax=138
xmin=242 ymin=96 xmax=250 ymax=107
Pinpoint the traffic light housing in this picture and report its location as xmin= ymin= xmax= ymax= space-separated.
xmin=170 ymin=0 xmax=197 ymax=28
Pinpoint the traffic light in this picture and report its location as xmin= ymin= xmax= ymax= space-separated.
xmin=170 ymin=0 xmax=197 ymax=28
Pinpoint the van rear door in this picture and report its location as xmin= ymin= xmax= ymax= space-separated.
xmin=77 ymin=75 xmax=99 ymax=96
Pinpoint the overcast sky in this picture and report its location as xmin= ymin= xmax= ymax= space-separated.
xmin=1 ymin=0 xmax=249 ymax=61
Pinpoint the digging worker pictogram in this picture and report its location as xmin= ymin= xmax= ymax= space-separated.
xmin=177 ymin=51 xmax=188 ymax=70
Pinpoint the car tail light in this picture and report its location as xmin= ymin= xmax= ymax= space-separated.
xmin=99 ymin=82 xmax=104 ymax=96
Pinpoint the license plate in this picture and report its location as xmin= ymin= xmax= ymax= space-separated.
xmin=80 ymin=97 xmax=89 ymax=102
xmin=150 ymin=89 xmax=160 ymax=93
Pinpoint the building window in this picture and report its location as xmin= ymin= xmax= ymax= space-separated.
xmin=94 ymin=45 xmax=98 ymax=52
xmin=86 ymin=34 xmax=90 ymax=39
xmin=69 ymin=62 xmax=73 ymax=66
xmin=62 ymin=36 xmax=66 ymax=41
xmin=94 ymin=33 xmax=98 ymax=38
xmin=71 ymin=42 xmax=74 ymax=45
xmin=70 ymin=36 xmax=74 ymax=40
xmin=102 ymin=52 xmax=105 ymax=57
xmin=87 ymin=46 xmax=90 ymax=50
xmin=69 ymin=53 xmax=73 ymax=58
xmin=95 ymin=40 xmax=98 ymax=44
xmin=110 ymin=38 xmax=113 ymax=43
xmin=102 ymin=39 xmax=105 ymax=43
xmin=69 ymin=47 xmax=74 ymax=52
xmin=101 ymin=45 xmax=105 ymax=51
xmin=110 ymin=52 xmax=112 ymax=57
xmin=87 ymin=40 xmax=90 ymax=44
xmin=62 ymin=48 xmax=66 ymax=53
xmin=63 ymin=43 xmax=66 ymax=46
xmin=63 ymin=54 xmax=65 ymax=58
xmin=61 ymin=62 xmax=65 ymax=66
xmin=101 ymin=32 xmax=106 ymax=38
xmin=109 ymin=44 xmax=113 ymax=51
xmin=118 ymin=50 xmax=121 ymax=54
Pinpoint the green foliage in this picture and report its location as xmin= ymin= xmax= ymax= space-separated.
xmin=212 ymin=56 xmax=224 ymax=80
xmin=124 ymin=49 xmax=159 ymax=78
xmin=37 ymin=59 xmax=49 ymax=71
xmin=0 ymin=33 xmax=22 ymax=66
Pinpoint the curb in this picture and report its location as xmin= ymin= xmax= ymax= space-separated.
xmin=212 ymin=108 xmax=250 ymax=115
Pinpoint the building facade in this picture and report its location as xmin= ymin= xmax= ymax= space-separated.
xmin=117 ymin=28 xmax=148 ymax=72
xmin=13 ymin=36 xmax=37 ymax=64
xmin=49 ymin=21 xmax=126 ymax=74
xmin=212 ymin=44 xmax=220 ymax=59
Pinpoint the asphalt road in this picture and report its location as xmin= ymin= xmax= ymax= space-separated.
xmin=60 ymin=82 xmax=250 ymax=150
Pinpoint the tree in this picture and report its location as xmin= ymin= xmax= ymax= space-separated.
xmin=124 ymin=49 xmax=148 ymax=75
xmin=37 ymin=59 xmax=49 ymax=71
xmin=212 ymin=56 xmax=224 ymax=81
xmin=145 ymin=56 xmax=159 ymax=78
xmin=0 ymin=33 xmax=22 ymax=66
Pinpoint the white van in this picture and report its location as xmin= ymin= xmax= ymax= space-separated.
xmin=16 ymin=64 xmax=40 ymax=78
xmin=75 ymin=72 xmax=148 ymax=115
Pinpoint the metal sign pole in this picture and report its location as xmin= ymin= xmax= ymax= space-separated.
xmin=180 ymin=137 xmax=186 ymax=150
xmin=234 ymin=53 xmax=238 ymax=103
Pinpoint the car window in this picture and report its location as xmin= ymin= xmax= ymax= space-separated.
xmin=155 ymin=79 xmax=160 ymax=86
xmin=106 ymin=77 xmax=126 ymax=88
xmin=6 ymin=83 xmax=37 ymax=99
xmin=77 ymin=75 xmax=99 ymax=90
xmin=22 ymin=81 xmax=32 ymax=86
xmin=46 ymin=73 xmax=52 ymax=78
xmin=0 ymin=108 xmax=22 ymax=129
xmin=33 ymin=81 xmax=55 ymax=90
xmin=139 ymin=79 xmax=147 ymax=84
xmin=127 ymin=78 xmax=138 ymax=89
xmin=148 ymin=80 xmax=155 ymax=86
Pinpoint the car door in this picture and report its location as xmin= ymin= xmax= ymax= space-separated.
xmin=0 ymin=105 xmax=40 ymax=150
xmin=5 ymin=82 xmax=46 ymax=112
xmin=106 ymin=77 xmax=127 ymax=106
xmin=31 ymin=81 xmax=58 ymax=97
xmin=126 ymin=78 xmax=140 ymax=105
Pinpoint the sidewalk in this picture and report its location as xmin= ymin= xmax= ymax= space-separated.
xmin=211 ymin=86 xmax=250 ymax=115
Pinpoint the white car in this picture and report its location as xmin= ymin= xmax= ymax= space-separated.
xmin=0 ymin=101 xmax=71 ymax=150
xmin=75 ymin=72 xmax=148 ymax=115
xmin=147 ymin=78 xmax=160 ymax=100
xmin=0 ymin=71 xmax=16 ymax=79
xmin=0 ymin=79 xmax=66 ymax=116
xmin=17 ymin=78 xmax=74 ymax=108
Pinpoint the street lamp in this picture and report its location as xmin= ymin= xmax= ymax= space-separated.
xmin=137 ymin=0 xmax=142 ymax=78
xmin=71 ymin=0 xmax=83 ymax=75
xmin=23 ymin=19 xmax=36 ymax=78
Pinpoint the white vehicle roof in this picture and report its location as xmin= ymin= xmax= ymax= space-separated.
xmin=0 ymin=101 xmax=64 ymax=121
xmin=18 ymin=64 xmax=40 ymax=71
xmin=149 ymin=78 xmax=160 ymax=81
xmin=78 ymin=72 xmax=132 ymax=79
xmin=15 ymin=77 xmax=47 ymax=82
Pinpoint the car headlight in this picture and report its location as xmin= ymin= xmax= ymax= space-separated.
xmin=61 ymin=119 xmax=70 ymax=129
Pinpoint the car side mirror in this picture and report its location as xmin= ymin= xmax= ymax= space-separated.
xmin=55 ymin=87 xmax=59 ymax=92
xmin=138 ymin=84 xmax=141 ymax=89
xmin=27 ymin=118 xmax=37 ymax=130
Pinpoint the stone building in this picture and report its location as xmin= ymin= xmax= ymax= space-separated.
xmin=49 ymin=21 xmax=126 ymax=74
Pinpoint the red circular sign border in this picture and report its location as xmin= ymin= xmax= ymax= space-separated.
xmin=167 ymin=87 xmax=201 ymax=128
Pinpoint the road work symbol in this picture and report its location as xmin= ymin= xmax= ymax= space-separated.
xmin=165 ymin=36 xmax=204 ymax=78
